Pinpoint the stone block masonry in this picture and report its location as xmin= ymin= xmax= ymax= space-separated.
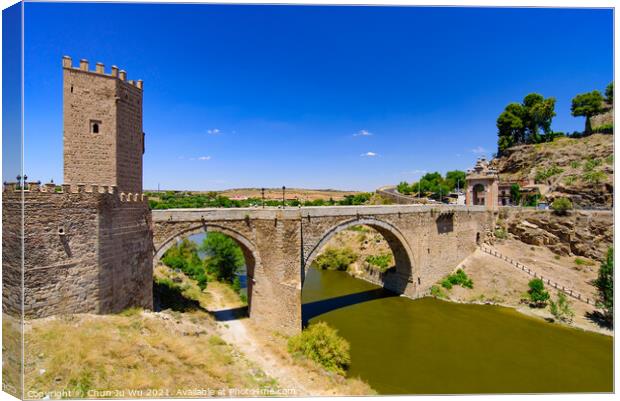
xmin=2 ymin=184 xmax=152 ymax=318
xmin=152 ymin=205 xmax=495 ymax=334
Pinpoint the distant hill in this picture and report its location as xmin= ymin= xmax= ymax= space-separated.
xmin=490 ymin=134 xmax=613 ymax=208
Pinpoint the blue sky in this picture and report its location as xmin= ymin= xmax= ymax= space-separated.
xmin=16 ymin=3 xmax=614 ymax=191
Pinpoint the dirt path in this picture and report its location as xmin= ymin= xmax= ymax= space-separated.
xmin=204 ymin=284 xmax=312 ymax=395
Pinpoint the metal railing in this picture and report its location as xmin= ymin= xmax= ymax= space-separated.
xmin=479 ymin=245 xmax=595 ymax=305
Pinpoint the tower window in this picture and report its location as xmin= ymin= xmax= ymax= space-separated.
xmin=90 ymin=120 xmax=101 ymax=134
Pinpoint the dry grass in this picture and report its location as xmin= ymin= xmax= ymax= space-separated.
xmin=243 ymin=322 xmax=375 ymax=396
xmin=24 ymin=310 xmax=277 ymax=399
xmin=2 ymin=314 xmax=23 ymax=398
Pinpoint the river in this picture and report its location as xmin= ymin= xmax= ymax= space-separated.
xmin=301 ymin=267 xmax=613 ymax=394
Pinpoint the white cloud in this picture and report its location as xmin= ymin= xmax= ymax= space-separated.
xmin=207 ymin=128 xmax=221 ymax=135
xmin=197 ymin=156 xmax=212 ymax=161
xmin=361 ymin=151 xmax=378 ymax=157
xmin=471 ymin=146 xmax=487 ymax=154
xmin=354 ymin=129 xmax=373 ymax=137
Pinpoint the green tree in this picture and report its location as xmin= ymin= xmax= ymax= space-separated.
xmin=445 ymin=170 xmax=466 ymax=191
xmin=549 ymin=292 xmax=575 ymax=323
xmin=605 ymin=82 xmax=613 ymax=103
xmin=396 ymin=181 xmax=411 ymax=195
xmin=497 ymin=94 xmax=556 ymax=154
xmin=594 ymin=248 xmax=613 ymax=325
xmin=201 ymin=232 xmax=245 ymax=283
xmin=510 ymin=183 xmax=521 ymax=205
xmin=571 ymin=90 xmax=604 ymax=134
xmin=528 ymin=278 xmax=550 ymax=307
xmin=162 ymin=239 xmax=208 ymax=289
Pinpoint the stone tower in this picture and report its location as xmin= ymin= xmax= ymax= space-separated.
xmin=62 ymin=56 xmax=144 ymax=193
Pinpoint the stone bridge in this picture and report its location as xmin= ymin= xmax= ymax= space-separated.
xmin=152 ymin=205 xmax=493 ymax=333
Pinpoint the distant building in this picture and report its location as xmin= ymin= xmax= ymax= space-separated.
xmin=466 ymin=158 xmax=541 ymax=208
xmin=465 ymin=157 xmax=499 ymax=209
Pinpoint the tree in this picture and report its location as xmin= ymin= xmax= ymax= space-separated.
xmin=594 ymin=248 xmax=613 ymax=325
xmin=549 ymin=292 xmax=575 ymax=323
xmin=201 ymin=232 xmax=245 ymax=283
xmin=571 ymin=90 xmax=604 ymax=134
xmin=605 ymin=82 xmax=613 ymax=103
xmin=497 ymin=94 xmax=556 ymax=154
xmin=396 ymin=181 xmax=411 ymax=195
xmin=445 ymin=170 xmax=467 ymax=191
xmin=510 ymin=183 xmax=521 ymax=205
xmin=528 ymin=278 xmax=550 ymax=307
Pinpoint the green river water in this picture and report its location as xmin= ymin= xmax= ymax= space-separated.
xmin=301 ymin=267 xmax=613 ymax=394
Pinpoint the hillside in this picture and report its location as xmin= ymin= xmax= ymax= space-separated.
xmin=490 ymin=134 xmax=613 ymax=208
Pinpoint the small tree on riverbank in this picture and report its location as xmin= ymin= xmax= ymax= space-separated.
xmin=549 ymin=292 xmax=574 ymax=323
xmin=527 ymin=278 xmax=550 ymax=307
xmin=595 ymin=248 xmax=613 ymax=326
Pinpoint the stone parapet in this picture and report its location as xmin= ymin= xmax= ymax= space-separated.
xmin=62 ymin=56 xmax=143 ymax=90
xmin=3 ymin=182 xmax=147 ymax=203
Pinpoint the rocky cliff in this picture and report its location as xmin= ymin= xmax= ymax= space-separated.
xmin=497 ymin=209 xmax=613 ymax=261
xmin=490 ymin=134 xmax=613 ymax=208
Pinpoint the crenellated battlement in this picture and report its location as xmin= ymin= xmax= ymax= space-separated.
xmin=3 ymin=181 xmax=148 ymax=203
xmin=62 ymin=56 xmax=143 ymax=90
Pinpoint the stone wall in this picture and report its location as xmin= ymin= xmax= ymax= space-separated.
xmin=498 ymin=208 xmax=613 ymax=261
xmin=115 ymin=80 xmax=144 ymax=194
xmin=2 ymin=184 xmax=152 ymax=318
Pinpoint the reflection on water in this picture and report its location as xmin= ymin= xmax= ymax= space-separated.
xmin=302 ymin=267 xmax=613 ymax=395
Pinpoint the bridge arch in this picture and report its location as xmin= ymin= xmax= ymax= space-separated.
xmin=153 ymin=223 xmax=260 ymax=314
xmin=304 ymin=217 xmax=416 ymax=295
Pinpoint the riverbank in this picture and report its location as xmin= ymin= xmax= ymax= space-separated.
xmin=437 ymin=244 xmax=612 ymax=336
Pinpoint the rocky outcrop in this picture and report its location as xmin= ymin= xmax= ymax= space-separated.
xmin=490 ymin=134 xmax=613 ymax=208
xmin=499 ymin=209 xmax=613 ymax=261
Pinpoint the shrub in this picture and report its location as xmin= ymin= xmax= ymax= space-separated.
xmin=535 ymin=165 xmax=564 ymax=183
xmin=574 ymin=257 xmax=595 ymax=266
xmin=527 ymin=278 xmax=550 ymax=307
xmin=569 ymin=160 xmax=580 ymax=169
xmin=365 ymin=253 xmax=393 ymax=271
xmin=549 ymin=292 xmax=575 ymax=323
xmin=430 ymin=285 xmax=447 ymax=298
xmin=563 ymin=175 xmax=577 ymax=186
xmin=592 ymin=123 xmax=613 ymax=134
xmin=595 ymin=248 xmax=613 ymax=325
xmin=551 ymin=197 xmax=572 ymax=214
xmin=582 ymin=170 xmax=606 ymax=184
xmin=494 ymin=228 xmax=508 ymax=240
xmin=440 ymin=269 xmax=473 ymax=289
xmin=583 ymin=158 xmax=602 ymax=172
xmin=312 ymin=247 xmax=358 ymax=271
xmin=288 ymin=322 xmax=351 ymax=375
